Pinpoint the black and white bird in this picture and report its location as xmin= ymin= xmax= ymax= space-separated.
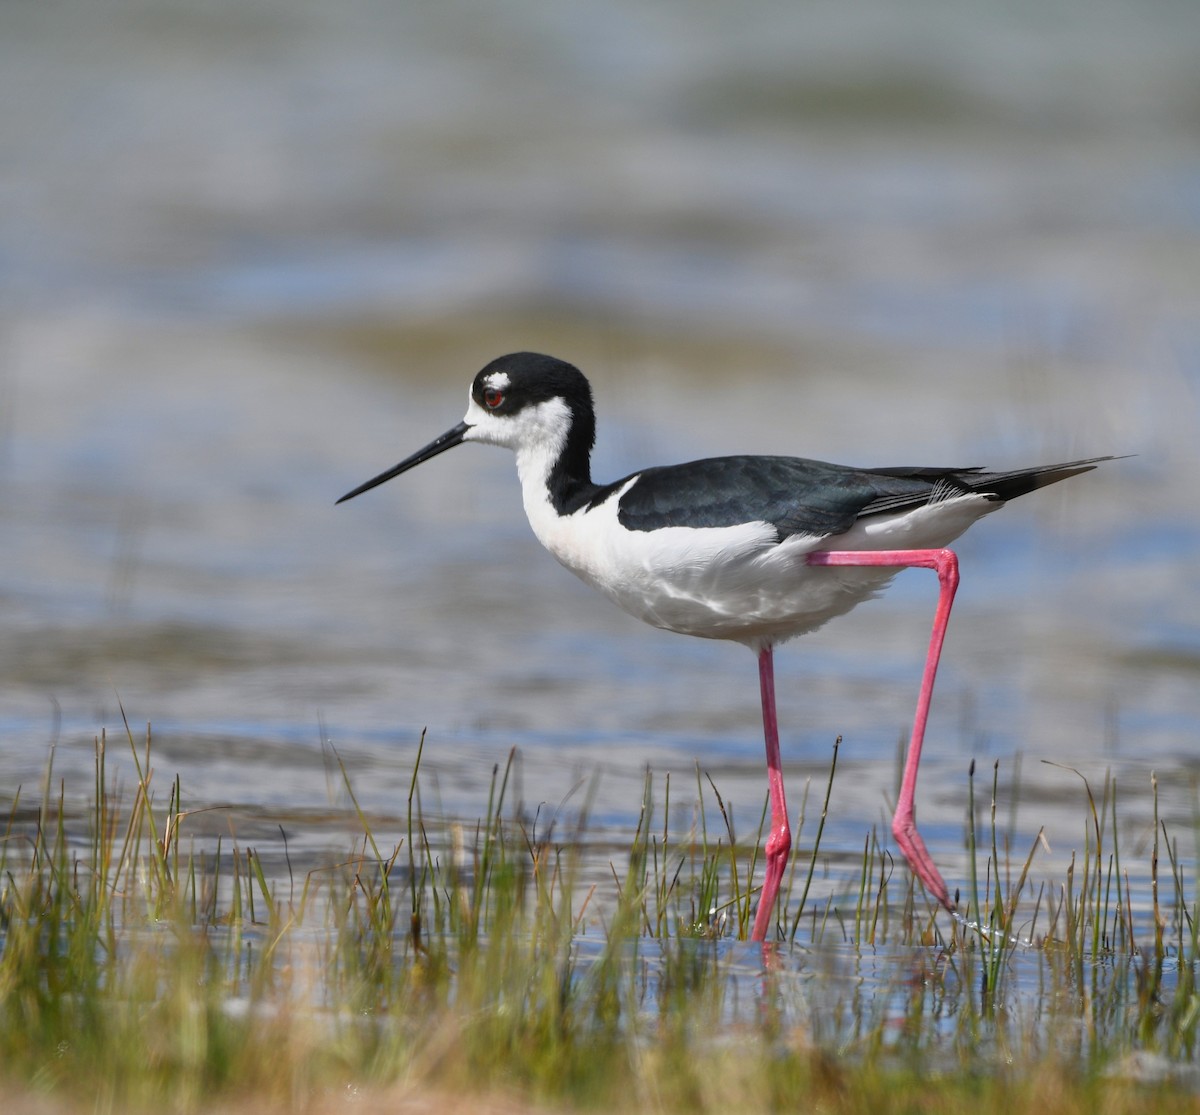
xmin=338 ymin=351 xmax=1110 ymax=941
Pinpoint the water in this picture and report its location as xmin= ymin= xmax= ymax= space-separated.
xmin=1 ymin=0 xmax=1198 ymax=930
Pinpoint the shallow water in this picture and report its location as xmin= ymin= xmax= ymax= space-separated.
xmin=1 ymin=0 xmax=1198 ymax=937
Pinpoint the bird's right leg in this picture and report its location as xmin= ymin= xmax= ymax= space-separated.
xmin=805 ymin=548 xmax=959 ymax=911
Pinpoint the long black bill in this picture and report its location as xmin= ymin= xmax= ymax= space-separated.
xmin=336 ymin=421 xmax=471 ymax=504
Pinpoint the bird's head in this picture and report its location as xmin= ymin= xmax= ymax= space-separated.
xmin=336 ymin=352 xmax=595 ymax=504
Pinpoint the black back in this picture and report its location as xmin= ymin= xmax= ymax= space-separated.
xmin=607 ymin=455 xmax=1106 ymax=538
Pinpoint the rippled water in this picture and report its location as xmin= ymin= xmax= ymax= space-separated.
xmin=1 ymin=0 xmax=1198 ymax=917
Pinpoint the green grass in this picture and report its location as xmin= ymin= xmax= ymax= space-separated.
xmin=2 ymin=720 xmax=1200 ymax=1115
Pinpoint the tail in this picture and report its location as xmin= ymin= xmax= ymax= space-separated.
xmin=858 ymin=455 xmax=1120 ymax=518
xmin=963 ymin=455 xmax=1120 ymax=502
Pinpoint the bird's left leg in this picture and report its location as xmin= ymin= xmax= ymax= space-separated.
xmin=752 ymin=643 xmax=791 ymax=941
xmin=805 ymin=548 xmax=960 ymax=910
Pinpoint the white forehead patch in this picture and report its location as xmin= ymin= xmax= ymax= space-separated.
xmin=484 ymin=370 xmax=511 ymax=391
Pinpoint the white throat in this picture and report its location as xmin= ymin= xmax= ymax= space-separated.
xmin=511 ymin=400 xmax=572 ymax=532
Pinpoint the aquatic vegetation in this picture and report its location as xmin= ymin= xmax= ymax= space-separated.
xmin=1 ymin=720 xmax=1198 ymax=1114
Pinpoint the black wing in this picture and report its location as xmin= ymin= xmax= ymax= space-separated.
xmin=608 ymin=455 xmax=1110 ymax=539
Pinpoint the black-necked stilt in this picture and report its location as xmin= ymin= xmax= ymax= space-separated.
xmin=338 ymin=351 xmax=1112 ymax=941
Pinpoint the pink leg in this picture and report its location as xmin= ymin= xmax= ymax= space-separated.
xmin=806 ymin=548 xmax=960 ymax=910
xmin=751 ymin=644 xmax=790 ymax=941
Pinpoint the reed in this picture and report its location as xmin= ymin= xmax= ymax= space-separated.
xmin=2 ymin=721 xmax=1199 ymax=1114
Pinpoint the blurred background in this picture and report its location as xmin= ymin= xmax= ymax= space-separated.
xmin=1 ymin=0 xmax=1197 ymax=872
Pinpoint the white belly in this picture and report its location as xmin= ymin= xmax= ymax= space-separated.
xmin=522 ymin=481 xmax=998 ymax=649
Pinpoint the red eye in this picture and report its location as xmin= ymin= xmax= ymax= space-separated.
xmin=483 ymin=387 xmax=504 ymax=409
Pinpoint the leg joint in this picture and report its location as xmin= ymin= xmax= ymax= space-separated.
xmin=807 ymin=546 xmax=959 ymax=586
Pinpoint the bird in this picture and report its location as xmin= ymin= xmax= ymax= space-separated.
xmin=337 ymin=351 xmax=1111 ymax=941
